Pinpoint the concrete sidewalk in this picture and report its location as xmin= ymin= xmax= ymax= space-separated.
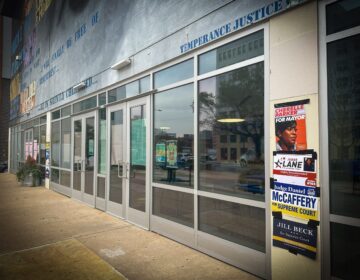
xmin=0 ymin=173 xmax=259 ymax=280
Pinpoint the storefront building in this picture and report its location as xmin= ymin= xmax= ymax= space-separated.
xmin=7 ymin=1 xmax=360 ymax=279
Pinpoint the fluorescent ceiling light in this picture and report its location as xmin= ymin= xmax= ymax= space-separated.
xmin=160 ymin=126 xmax=171 ymax=130
xmin=73 ymin=82 xmax=86 ymax=91
xmin=111 ymin=58 xmax=131 ymax=70
xmin=217 ymin=118 xmax=245 ymax=123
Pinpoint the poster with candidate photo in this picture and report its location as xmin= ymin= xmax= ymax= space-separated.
xmin=272 ymin=151 xmax=319 ymax=220
xmin=274 ymin=100 xmax=309 ymax=151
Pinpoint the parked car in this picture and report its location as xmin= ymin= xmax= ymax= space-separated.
xmin=240 ymin=150 xmax=264 ymax=167
xmin=240 ymin=150 xmax=256 ymax=167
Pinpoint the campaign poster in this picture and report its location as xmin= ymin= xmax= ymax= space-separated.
xmin=272 ymin=152 xmax=319 ymax=220
xmin=156 ymin=143 xmax=166 ymax=163
xmin=271 ymin=189 xmax=318 ymax=220
xmin=166 ymin=140 xmax=177 ymax=168
xmin=275 ymin=103 xmax=307 ymax=151
xmin=273 ymin=218 xmax=317 ymax=259
xmin=273 ymin=153 xmax=316 ymax=177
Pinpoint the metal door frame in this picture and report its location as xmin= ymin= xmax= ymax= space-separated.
xmin=106 ymin=96 xmax=151 ymax=229
xmin=106 ymin=102 xmax=127 ymax=218
xmin=126 ymin=96 xmax=151 ymax=229
xmin=71 ymin=111 xmax=97 ymax=207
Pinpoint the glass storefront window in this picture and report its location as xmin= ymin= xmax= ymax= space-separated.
xmin=61 ymin=118 xmax=71 ymax=169
xmin=140 ymin=75 xmax=150 ymax=93
xmin=153 ymin=84 xmax=194 ymax=188
xmin=40 ymin=115 xmax=47 ymax=124
xmin=40 ymin=125 xmax=46 ymax=165
xmin=51 ymin=168 xmax=59 ymax=184
xmin=108 ymin=76 xmax=151 ymax=103
xmin=98 ymin=109 xmax=106 ymax=174
xmin=51 ymin=121 xmax=60 ymax=167
xmin=326 ymin=0 xmax=360 ymax=35
xmin=331 ymin=222 xmax=360 ymax=279
xmin=199 ymin=30 xmax=264 ymax=75
xmin=198 ymin=62 xmax=264 ymax=201
xmin=154 ymin=59 xmax=193 ymax=88
xmin=33 ymin=126 xmax=39 ymax=162
xmin=73 ymin=96 xmax=97 ymax=113
xmin=98 ymin=92 xmax=106 ymax=106
xmin=153 ymin=187 xmax=194 ymax=227
xmin=20 ymin=131 xmax=24 ymax=161
xmin=60 ymin=170 xmax=71 ymax=188
xmin=52 ymin=110 xmax=60 ymax=120
xmin=61 ymin=106 xmax=71 ymax=117
xmin=108 ymin=85 xmax=126 ymax=103
xmin=328 ymin=34 xmax=360 ymax=218
xmin=199 ymin=196 xmax=265 ymax=252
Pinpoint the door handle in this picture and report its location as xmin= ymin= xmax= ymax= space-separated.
xmin=117 ymin=161 xmax=127 ymax=178
xmin=75 ymin=160 xmax=82 ymax=171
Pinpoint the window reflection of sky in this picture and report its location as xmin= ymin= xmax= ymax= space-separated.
xmin=155 ymin=84 xmax=194 ymax=137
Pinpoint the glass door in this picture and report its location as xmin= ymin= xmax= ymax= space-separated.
xmin=107 ymin=103 xmax=127 ymax=217
xmin=24 ymin=129 xmax=33 ymax=160
xmin=106 ymin=96 xmax=150 ymax=228
xmin=126 ymin=97 xmax=150 ymax=229
xmin=72 ymin=111 xmax=96 ymax=206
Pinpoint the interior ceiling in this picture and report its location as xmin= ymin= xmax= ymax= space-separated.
xmin=0 ymin=0 xmax=24 ymax=19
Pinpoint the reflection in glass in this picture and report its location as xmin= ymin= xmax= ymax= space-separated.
xmin=73 ymin=120 xmax=82 ymax=191
xmin=98 ymin=109 xmax=106 ymax=174
xmin=199 ymin=30 xmax=263 ymax=75
xmin=73 ymin=96 xmax=97 ymax=113
xmin=153 ymin=84 xmax=194 ymax=188
xmin=153 ymin=187 xmax=194 ymax=227
xmin=61 ymin=106 xmax=71 ymax=117
xmin=129 ymin=105 xmax=146 ymax=212
xmin=140 ymin=76 xmax=150 ymax=93
xmin=33 ymin=126 xmax=39 ymax=162
xmin=108 ymin=86 xmax=126 ymax=103
xmin=109 ymin=110 xmax=123 ymax=204
xmin=331 ymin=222 xmax=360 ymax=279
xmin=61 ymin=118 xmax=71 ymax=169
xmin=198 ymin=62 xmax=264 ymax=200
xmin=40 ymin=115 xmax=47 ymax=124
xmin=60 ymin=170 xmax=71 ymax=188
xmin=21 ymin=131 xmax=24 ymax=161
xmin=98 ymin=92 xmax=106 ymax=106
xmin=199 ymin=196 xmax=265 ymax=252
xmin=97 ymin=177 xmax=106 ymax=199
xmin=40 ymin=125 xmax=46 ymax=165
xmin=52 ymin=110 xmax=60 ymax=120
xmin=108 ymin=76 xmax=150 ymax=103
xmin=51 ymin=168 xmax=59 ymax=184
xmin=154 ymin=59 xmax=193 ymax=88
xmin=51 ymin=121 xmax=60 ymax=167
xmin=85 ymin=117 xmax=95 ymax=195
xmin=326 ymin=0 xmax=360 ymax=35
xmin=328 ymin=34 xmax=360 ymax=218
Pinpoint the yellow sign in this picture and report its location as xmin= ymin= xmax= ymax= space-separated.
xmin=272 ymin=201 xmax=318 ymax=220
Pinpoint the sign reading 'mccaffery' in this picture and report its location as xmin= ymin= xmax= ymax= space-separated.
xmin=179 ymin=0 xmax=308 ymax=54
